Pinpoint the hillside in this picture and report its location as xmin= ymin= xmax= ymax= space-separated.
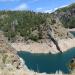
xmin=0 ymin=31 xmax=26 ymax=75
xmin=0 ymin=10 xmax=73 ymax=53
xmin=0 ymin=10 xmax=73 ymax=42
xmin=0 ymin=11 xmax=47 ymax=42
xmin=54 ymin=3 xmax=75 ymax=28
xmin=0 ymin=3 xmax=75 ymax=42
xmin=0 ymin=3 xmax=75 ymax=75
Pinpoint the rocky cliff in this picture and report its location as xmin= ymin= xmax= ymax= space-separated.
xmin=53 ymin=3 xmax=75 ymax=28
xmin=38 ymin=16 xmax=73 ymax=52
xmin=0 ymin=31 xmax=26 ymax=75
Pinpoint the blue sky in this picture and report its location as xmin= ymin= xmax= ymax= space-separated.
xmin=0 ymin=0 xmax=75 ymax=13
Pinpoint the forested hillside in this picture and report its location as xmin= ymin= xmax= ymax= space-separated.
xmin=54 ymin=3 xmax=75 ymax=28
xmin=0 ymin=11 xmax=49 ymax=42
xmin=0 ymin=3 xmax=75 ymax=42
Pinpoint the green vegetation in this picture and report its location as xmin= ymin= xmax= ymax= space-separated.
xmin=0 ymin=3 xmax=75 ymax=41
xmin=56 ymin=3 xmax=75 ymax=28
xmin=0 ymin=11 xmax=49 ymax=41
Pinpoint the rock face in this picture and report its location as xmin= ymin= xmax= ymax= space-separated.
xmin=69 ymin=58 xmax=75 ymax=70
xmin=0 ymin=31 xmax=24 ymax=74
xmin=0 ymin=31 xmax=64 ymax=75
xmin=0 ymin=31 xmax=16 ymax=53
xmin=53 ymin=3 xmax=75 ymax=28
xmin=39 ymin=16 xmax=73 ymax=52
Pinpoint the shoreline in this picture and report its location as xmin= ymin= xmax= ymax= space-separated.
xmin=10 ymin=38 xmax=75 ymax=75
xmin=18 ymin=54 xmax=63 ymax=75
xmin=10 ymin=38 xmax=75 ymax=54
xmin=68 ymin=28 xmax=75 ymax=32
xmin=11 ymin=42 xmax=59 ymax=54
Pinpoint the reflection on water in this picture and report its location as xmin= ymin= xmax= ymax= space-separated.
xmin=17 ymin=47 xmax=75 ymax=74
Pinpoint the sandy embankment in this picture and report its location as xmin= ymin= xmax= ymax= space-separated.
xmin=68 ymin=28 xmax=75 ymax=32
xmin=11 ymin=38 xmax=75 ymax=54
xmin=11 ymin=42 xmax=59 ymax=54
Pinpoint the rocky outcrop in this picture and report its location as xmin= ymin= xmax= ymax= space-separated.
xmin=40 ymin=15 xmax=73 ymax=53
xmin=53 ymin=3 xmax=75 ymax=28
xmin=0 ymin=31 xmax=65 ymax=75
xmin=69 ymin=58 xmax=75 ymax=70
xmin=47 ymin=31 xmax=62 ymax=53
xmin=0 ymin=31 xmax=25 ymax=74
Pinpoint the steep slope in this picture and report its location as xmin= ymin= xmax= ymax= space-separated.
xmin=0 ymin=10 xmax=72 ymax=42
xmin=0 ymin=31 xmax=26 ymax=75
xmin=0 ymin=5 xmax=74 ymax=52
xmin=53 ymin=3 xmax=75 ymax=28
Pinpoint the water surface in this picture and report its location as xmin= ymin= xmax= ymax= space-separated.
xmin=70 ymin=31 xmax=75 ymax=36
xmin=17 ymin=47 xmax=75 ymax=74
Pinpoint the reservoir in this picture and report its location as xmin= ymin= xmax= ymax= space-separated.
xmin=70 ymin=31 xmax=75 ymax=36
xmin=17 ymin=47 xmax=75 ymax=74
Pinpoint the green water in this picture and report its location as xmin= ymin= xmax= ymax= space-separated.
xmin=17 ymin=47 xmax=75 ymax=74
xmin=70 ymin=31 xmax=75 ymax=36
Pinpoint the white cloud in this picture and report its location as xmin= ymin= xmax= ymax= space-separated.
xmin=14 ymin=3 xmax=28 ymax=10
xmin=44 ymin=9 xmax=53 ymax=13
xmin=54 ymin=8 xmax=58 ymax=10
xmin=53 ymin=5 xmax=68 ymax=11
xmin=35 ymin=4 xmax=69 ymax=13
xmin=36 ymin=7 xmax=53 ymax=13
xmin=36 ymin=8 xmax=43 ymax=11
xmin=59 ymin=5 xmax=68 ymax=8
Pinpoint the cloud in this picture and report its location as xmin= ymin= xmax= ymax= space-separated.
xmin=36 ymin=7 xmax=53 ymax=13
xmin=14 ymin=3 xmax=28 ymax=10
xmin=46 ymin=5 xmax=69 ymax=13
xmin=53 ymin=5 xmax=68 ymax=11
xmin=36 ymin=8 xmax=43 ymax=11
xmin=44 ymin=9 xmax=53 ymax=13
xmin=59 ymin=5 xmax=68 ymax=8
xmin=35 ymin=4 xmax=69 ymax=13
